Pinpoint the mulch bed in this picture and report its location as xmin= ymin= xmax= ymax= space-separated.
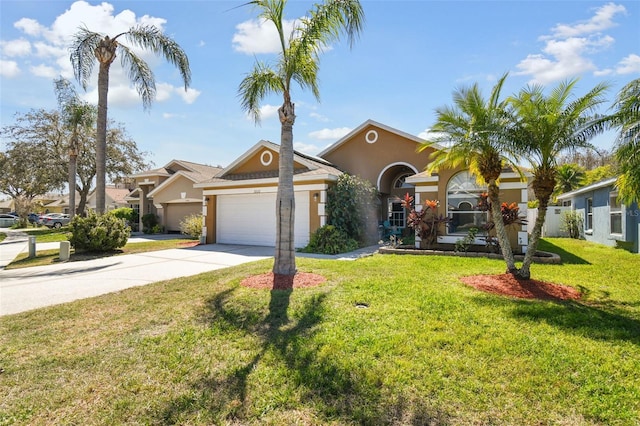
xmin=240 ymin=271 xmax=579 ymax=301
xmin=241 ymin=272 xmax=326 ymax=290
xmin=460 ymin=273 xmax=581 ymax=301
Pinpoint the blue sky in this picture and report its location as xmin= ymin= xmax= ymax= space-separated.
xmin=1 ymin=0 xmax=639 ymax=170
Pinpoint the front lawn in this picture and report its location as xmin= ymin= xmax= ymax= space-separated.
xmin=1 ymin=238 xmax=639 ymax=425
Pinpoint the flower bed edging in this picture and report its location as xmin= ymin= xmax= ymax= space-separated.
xmin=378 ymin=247 xmax=561 ymax=264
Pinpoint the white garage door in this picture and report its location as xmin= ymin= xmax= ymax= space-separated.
xmin=217 ymin=192 xmax=310 ymax=247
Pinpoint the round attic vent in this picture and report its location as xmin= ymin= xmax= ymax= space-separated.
xmin=260 ymin=150 xmax=273 ymax=166
xmin=365 ymin=130 xmax=378 ymax=144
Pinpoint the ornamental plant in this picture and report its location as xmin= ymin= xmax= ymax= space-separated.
xmin=68 ymin=210 xmax=129 ymax=252
xmin=401 ymin=193 xmax=450 ymax=248
xmin=476 ymin=193 xmax=527 ymax=251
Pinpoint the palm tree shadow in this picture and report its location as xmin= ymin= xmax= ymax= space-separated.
xmin=155 ymin=286 xmax=447 ymax=424
xmin=537 ymin=239 xmax=590 ymax=264
xmin=473 ymin=296 xmax=640 ymax=346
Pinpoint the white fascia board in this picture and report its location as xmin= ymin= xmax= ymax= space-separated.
xmin=500 ymin=182 xmax=529 ymax=190
xmin=406 ymin=175 xmax=439 ymax=184
xmin=556 ymin=177 xmax=618 ymax=200
xmin=203 ymin=183 xmax=329 ymax=196
xmin=195 ymin=173 xmax=338 ymax=189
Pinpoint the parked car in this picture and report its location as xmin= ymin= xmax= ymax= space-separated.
xmin=0 ymin=213 xmax=19 ymax=227
xmin=28 ymin=213 xmax=40 ymax=224
xmin=41 ymin=213 xmax=71 ymax=229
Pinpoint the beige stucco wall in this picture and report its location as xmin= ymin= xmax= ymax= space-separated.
xmin=151 ymin=176 xmax=200 ymax=204
xmin=321 ymin=125 xmax=436 ymax=188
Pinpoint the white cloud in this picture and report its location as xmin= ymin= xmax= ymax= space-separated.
xmin=232 ymin=18 xmax=298 ymax=54
xmin=14 ymin=17 xmax=46 ymax=37
xmin=178 ymin=87 xmax=201 ymax=104
xmin=260 ymin=104 xmax=280 ymax=119
xmin=163 ymin=112 xmax=185 ymax=119
xmin=548 ymin=3 xmax=626 ymax=38
xmin=33 ymin=41 xmax=66 ymax=58
xmin=515 ymin=3 xmax=628 ymax=84
xmin=30 ymin=64 xmax=57 ymax=78
xmin=417 ymin=128 xmax=447 ymax=141
xmin=308 ymin=127 xmax=351 ymax=140
xmin=293 ymin=141 xmax=323 ymax=156
xmin=0 ymin=60 xmax=21 ymax=78
xmin=309 ymin=112 xmax=329 ymax=122
xmin=1 ymin=39 xmax=31 ymax=57
xmin=616 ymin=54 xmax=640 ymax=75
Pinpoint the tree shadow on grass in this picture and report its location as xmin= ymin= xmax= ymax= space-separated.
xmin=536 ymin=239 xmax=590 ymax=265
xmin=473 ymin=295 xmax=640 ymax=346
xmin=155 ymin=286 xmax=448 ymax=425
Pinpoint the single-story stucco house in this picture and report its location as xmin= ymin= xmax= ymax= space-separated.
xmin=196 ymin=120 xmax=530 ymax=251
xmin=557 ymin=177 xmax=640 ymax=253
xmin=127 ymin=160 xmax=222 ymax=232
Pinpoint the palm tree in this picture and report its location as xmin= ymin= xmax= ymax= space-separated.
xmin=508 ymin=79 xmax=609 ymax=279
xmin=70 ymin=24 xmax=191 ymax=214
xmin=421 ymin=74 xmax=522 ymax=274
xmin=54 ymin=77 xmax=96 ymax=219
xmin=554 ymin=163 xmax=585 ymax=197
xmin=606 ymin=78 xmax=639 ymax=204
xmin=238 ymin=0 xmax=364 ymax=280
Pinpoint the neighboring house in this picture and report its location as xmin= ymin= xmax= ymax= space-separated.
xmin=196 ymin=120 xmax=529 ymax=251
xmin=87 ymin=185 xmax=131 ymax=212
xmin=128 ymin=160 xmax=222 ymax=232
xmin=0 ymin=199 xmax=12 ymax=213
xmin=44 ymin=186 xmax=131 ymax=214
xmin=557 ymin=178 xmax=640 ymax=253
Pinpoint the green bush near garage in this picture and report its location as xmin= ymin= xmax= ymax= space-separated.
xmin=68 ymin=210 xmax=130 ymax=252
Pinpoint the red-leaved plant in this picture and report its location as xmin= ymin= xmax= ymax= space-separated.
xmin=401 ymin=193 xmax=450 ymax=248
xmin=477 ymin=193 xmax=527 ymax=251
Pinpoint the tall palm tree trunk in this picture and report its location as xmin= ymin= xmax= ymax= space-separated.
xmin=274 ymin=100 xmax=296 ymax=277
xmin=488 ymin=180 xmax=518 ymax=273
xmin=95 ymin=62 xmax=110 ymax=214
xmin=68 ymin=150 xmax=77 ymax=218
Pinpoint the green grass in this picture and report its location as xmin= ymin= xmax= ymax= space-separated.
xmin=1 ymin=238 xmax=639 ymax=425
xmin=22 ymin=227 xmax=71 ymax=243
xmin=0 ymin=232 xmax=6 ymax=243
xmin=5 ymin=238 xmax=198 ymax=269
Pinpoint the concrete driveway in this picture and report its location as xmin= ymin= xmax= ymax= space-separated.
xmin=0 ymin=239 xmax=273 ymax=316
xmin=0 ymin=229 xmax=379 ymax=316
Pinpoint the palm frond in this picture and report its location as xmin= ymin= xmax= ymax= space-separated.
xmin=124 ymin=25 xmax=191 ymax=90
xmin=69 ymin=26 xmax=103 ymax=91
xmin=238 ymin=62 xmax=285 ymax=123
xmin=117 ymin=44 xmax=156 ymax=110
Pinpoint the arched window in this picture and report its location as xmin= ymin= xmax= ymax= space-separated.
xmin=393 ymin=172 xmax=413 ymax=189
xmin=446 ymin=171 xmax=488 ymax=234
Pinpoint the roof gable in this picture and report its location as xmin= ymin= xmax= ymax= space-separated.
xmin=196 ymin=140 xmax=343 ymax=188
xmin=318 ymin=119 xmax=442 ymax=158
xmin=216 ymin=140 xmax=328 ymax=179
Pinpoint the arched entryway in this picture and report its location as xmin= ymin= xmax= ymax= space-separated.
xmin=376 ymin=163 xmax=418 ymax=237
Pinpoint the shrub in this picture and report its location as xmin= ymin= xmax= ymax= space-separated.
xmin=455 ymin=227 xmax=479 ymax=253
xmin=141 ymin=213 xmax=158 ymax=234
xmin=301 ymin=225 xmax=358 ymax=255
xmin=401 ymin=194 xmax=450 ymax=248
xmin=68 ymin=210 xmax=130 ymax=252
xmin=179 ymin=214 xmax=203 ymax=238
xmin=327 ymin=174 xmax=378 ymax=245
xmin=561 ymin=210 xmax=583 ymax=239
xmin=109 ymin=207 xmax=138 ymax=225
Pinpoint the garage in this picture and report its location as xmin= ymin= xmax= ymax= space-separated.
xmin=217 ymin=192 xmax=310 ymax=247
xmin=165 ymin=202 xmax=200 ymax=232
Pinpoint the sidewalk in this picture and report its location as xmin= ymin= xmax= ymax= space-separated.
xmin=0 ymin=229 xmax=379 ymax=316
